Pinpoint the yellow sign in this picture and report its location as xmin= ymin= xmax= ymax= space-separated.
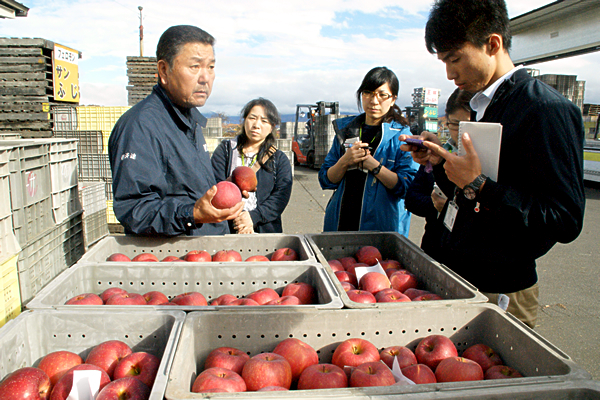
xmin=53 ymin=44 xmax=80 ymax=103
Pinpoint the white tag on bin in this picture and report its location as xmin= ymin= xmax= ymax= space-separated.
xmin=66 ymin=369 xmax=102 ymax=400
xmin=390 ymin=356 xmax=415 ymax=385
xmin=498 ymin=294 xmax=510 ymax=311
xmin=354 ymin=260 xmax=389 ymax=286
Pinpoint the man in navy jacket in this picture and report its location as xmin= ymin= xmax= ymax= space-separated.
xmin=109 ymin=25 xmax=243 ymax=236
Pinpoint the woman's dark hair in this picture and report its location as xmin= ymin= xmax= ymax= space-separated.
xmin=356 ymin=67 xmax=408 ymax=126
xmin=445 ymin=88 xmax=474 ymax=115
xmin=157 ymin=25 xmax=215 ymax=68
xmin=425 ymin=0 xmax=512 ymax=54
xmin=237 ymin=98 xmax=281 ymax=171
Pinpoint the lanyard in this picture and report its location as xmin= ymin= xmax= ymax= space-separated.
xmin=359 ymin=124 xmax=379 ymax=144
xmin=241 ymin=152 xmax=258 ymax=167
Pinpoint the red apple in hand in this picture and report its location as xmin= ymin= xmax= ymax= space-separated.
xmin=232 ymin=166 xmax=258 ymax=192
xmin=328 ymin=259 xmax=344 ymax=272
xmin=37 ymin=350 xmax=82 ymax=388
xmin=210 ymin=294 xmax=238 ymax=306
xmin=184 ymin=250 xmax=212 ymax=262
xmin=105 ymin=292 xmax=146 ymax=305
xmin=245 ymin=288 xmax=279 ymax=305
xmin=85 ymin=340 xmax=133 ymax=378
xmin=355 ymin=246 xmax=382 ymax=266
xmin=281 ymin=282 xmax=316 ymax=304
xmin=131 ymin=253 xmax=159 ymax=262
xmin=204 ymin=347 xmax=250 ymax=376
xmin=435 ymin=357 xmax=483 ymax=382
xmin=346 ymin=289 xmax=376 ymax=304
xmin=485 ymin=365 xmax=523 ymax=379
xmin=265 ymin=296 xmax=301 ymax=305
xmin=241 ymin=353 xmax=292 ymax=391
xmin=170 ymin=292 xmax=207 ymax=306
xmin=359 ymin=271 xmax=390 ymax=294
xmin=380 ymin=346 xmax=417 ymax=370
xmin=331 ymin=338 xmax=380 ymax=369
xmin=271 ymin=247 xmax=298 ymax=261
xmin=65 ymin=293 xmax=103 ymax=305
xmin=273 ymin=338 xmax=319 ymax=382
xmin=50 ymin=364 xmax=111 ymax=400
xmin=350 ymin=361 xmax=395 ymax=388
xmin=415 ymin=335 xmax=458 ymax=370
xmin=462 ymin=344 xmax=503 ymax=372
xmin=100 ymin=288 xmax=128 ymax=303
xmin=212 ymin=181 xmax=242 ymax=209
xmin=96 ymin=377 xmax=150 ymax=400
xmin=107 ymin=253 xmax=131 ymax=262
xmin=0 ymin=367 xmax=50 ymax=399
xmin=245 ymin=255 xmax=270 ymax=262
xmin=143 ymin=291 xmax=169 ymax=305
xmin=401 ymin=364 xmax=437 ymax=384
xmin=192 ymin=367 xmax=246 ymax=393
xmin=389 ymin=270 xmax=418 ymax=293
xmin=297 ymin=363 xmax=348 ymax=390
xmin=212 ymin=250 xmax=243 ymax=262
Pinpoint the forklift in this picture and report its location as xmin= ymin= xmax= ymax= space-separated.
xmin=292 ymin=101 xmax=339 ymax=168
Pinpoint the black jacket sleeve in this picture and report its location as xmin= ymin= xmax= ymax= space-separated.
xmin=211 ymin=140 xmax=230 ymax=183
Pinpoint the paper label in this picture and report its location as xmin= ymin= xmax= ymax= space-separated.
xmin=354 ymin=260 xmax=389 ymax=286
xmin=390 ymin=357 xmax=415 ymax=385
xmin=66 ymin=370 xmax=102 ymax=400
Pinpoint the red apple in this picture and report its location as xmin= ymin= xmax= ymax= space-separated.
xmin=350 ymin=361 xmax=395 ymax=388
xmin=375 ymin=289 xmax=411 ymax=303
xmin=328 ymin=259 xmax=344 ymax=272
xmin=245 ymin=288 xmax=279 ymax=305
xmin=65 ymin=293 xmax=103 ymax=305
xmin=210 ymin=294 xmax=238 ymax=306
xmin=96 ymin=377 xmax=150 ymax=400
xmin=265 ymin=296 xmax=301 ymax=305
xmin=212 ymin=181 xmax=242 ymax=209
xmin=273 ymin=338 xmax=319 ymax=382
xmin=462 ymin=344 xmax=503 ymax=372
xmin=380 ymin=259 xmax=402 ymax=270
xmin=415 ymin=335 xmax=458 ymax=370
xmin=37 ymin=350 xmax=82 ymax=388
xmin=85 ymin=340 xmax=133 ymax=378
xmin=105 ymin=292 xmax=147 ymax=306
xmin=204 ymin=347 xmax=250 ymax=376
xmin=106 ymin=253 xmax=131 ymax=262
xmin=346 ymin=289 xmax=376 ymax=304
xmin=143 ymin=291 xmax=169 ymax=305
xmin=359 ymin=271 xmax=390 ymax=294
xmin=385 ymin=268 xmax=399 ymax=278
xmin=331 ymin=338 xmax=380 ymax=369
xmin=100 ymin=288 xmax=128 ymax=303
xmin=335 ymin=270 xmax=358 ymax=287
xmin=380 ymin=346 xmax=417 ymax=370
xmin=355 ymin=246 xmax=382 ymax=266
xmin=413 ymin=293 xmax=444 ymax=301
xmin=212 ymin=250 xmax=243 ymax=262
xmin=340 ymin=281 xmax=355 ymax=292
xmin=346 ymin=262 xmax=369 ymax=276
xmin=241 ymin=353 xmax=292 ymax=391
xmin=228 ymin=298 xmax=259 ymax=306
xmin=50 ymin=364 xmax=111 ymax=400
xmin=192 ymin=367 xmax=246 ymax=393
xmin=338 ymin=256 xmax=357 ymax=270
xmin=389 ymin=270 xmax=418 ymax=293
xmin=271 ymin=247 xmax=298 ymax=261
xmin=170 ymin=292 xmax=207 ymax=306
xmin=245 ymin=255 xmax=270 ymax=262
xmin=232 ymin=166 xmax=258 ymax=192
xmin=297 ymin=363 xmax=348 ymax=390
xmin=161 ymin=255 xmax=183 ymax=262
xmin=435 ymin=356 xmax=484 ymax=382
xmin=184 ymin=250 xmax=212 ymax=262
xmin=484 ymin=365 xmax=523 ymax=379
xmin=113 ymin=352 xmax=160 ymax=388
xmin=281 ymin=282 xmax=316 ymax=304
xmin=131 ymin=253 xmax=159 ymax=262
xmin=404 ymin=288 xmax=432 ymax=300
xmin=0 ymin=367 xmax=50 ymax=399
xmin=401 ymin=364 xmax=437 ymax=384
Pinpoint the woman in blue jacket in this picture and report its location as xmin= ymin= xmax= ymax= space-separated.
xmin=211 ymin=98 xmax=293 ymax=234
xmin=319 ymin=67 xmax=418 ymax=236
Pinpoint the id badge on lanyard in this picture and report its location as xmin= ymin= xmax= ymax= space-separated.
xmin=443 ymin=189 xmax=459 ymax=232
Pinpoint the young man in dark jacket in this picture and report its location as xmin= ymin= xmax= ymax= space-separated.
xmin=401 ymin=0 xmax=585 ymax=328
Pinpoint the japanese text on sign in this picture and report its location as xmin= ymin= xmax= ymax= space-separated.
xmin=53 ymin=44 xmax=80 ymax=103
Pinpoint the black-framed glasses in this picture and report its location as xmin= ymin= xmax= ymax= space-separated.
xmin=445 ymin=120 xmax=460 ymax=129
xmin=362 ymin=90 xmax=393 ymax=101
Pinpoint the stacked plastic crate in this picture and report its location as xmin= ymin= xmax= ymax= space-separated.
xmin=204 ymin=117 xmax=222 ymax=138
xmin=314 ymin=113 xmax=337 ymax=168
xmin=276 ymin=138 xmax=294 ymax=176
xmin=78 ymin=181 xmax=108 ymax=249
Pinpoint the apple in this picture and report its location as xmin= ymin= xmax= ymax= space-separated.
xmin=143 ymin=291 xmax=169 ymax=305
xmin=484 ymin=365 xmax=523 ymax=379
xmin=204 ymin=347 xmax=250 ymax=376
xmin=331 ymin=338 xmax=380 ymax=369
xmin=345 ymin=262 xmax=369 ymax=276
xmin=338 ymin=256 xmax=357 ymax=270
xmin=228 ymin=298 xmax=259 ymax=306
xmin=170 ymin=292 xmax=207 ymax=306
xmin=231 ymin=166 xmax=258 ymax=192
xmin=212 ymin=181 xmax=242 ymax=209
xmin=415 ymin=335 xmax=458 ymax=370
xmin=131 ymin=253 xmax=159 ymax=262
xmin=100 ymin=287 xmax=128 ymax=303
xmin=85 ymin=340 xmax=133 ymax=378
xmin=380 ymin=259 xmax=402 ymax=270
xmin=105 ymin=292 xmax=147 ymax=305
xmin=192 ymin=367 xmax=247 ymax=393
xmin=355 ymin=246 xmax=382 ymax=266
xmin=413 ymin=293 xmax=444 ymax=301
xmin=273 ymin=338 xmax=318 ymax=382
xmin=257 ymin=386 xmax=287 ymax=391
xmin=359 ymin=271 xmax=390 ymax=294
xmin=297 ymin=363 xmax=348 ymax=390
xmin=0 ymin=367 xmax=50 ymax=399
xmin=350 ymin=361 xmax=395 ymax=388
xmin=245 ymin=288 xmax=279 ymax=305
xmin=37 ymin=350 xmax=82 ymax=388
xmin=404 ymin=288 xmax=432 ymax=300
xmin=106 ymin=253 xmax=131 ymax=262
xmin=462 ymin=344 xmax=503 ymax=372
xmin=335 ymin=270 xmax=358 ymax=287
xmin=340 ymin=282 xmax=355 ymax=292
xmin=281 ymin=282 xmax=316 ymax=304
xmin=271 ymin=247 xmax=298 ymax=261
xmin=265 ymin=296 xmax=301 ymax=305
xmin=379 ymin=346 xmax=417 ymax=370
xmin=385 ymin=268 xmax=399 ymax=278
xmin=346 ymin=289 xmax=376 ymax=304
xmin=375 ymin=289 xmax=411 ymax=303
xmin=241 ymin=353 xmax=292 ymax=391
xmin=210 ymin=294 xmax=238 ymax=306
xmin=212 ymin=250 xmax=242 ymax=262
xmin=65 ymin=293 xmax=103 ymax=305
xmin=113 ymin=352 xmax=160 ymax=388
xmin=400 ymin=364 xmax=437 ymax=384
xmin=389 ymin=270 xmax=418 ymax=293
xmin=328 ymin=259 xmax=344 ymax=272
xmin=50 ymin=364 xmax=111 ymax=400
xmin=96 ymin=377 xmax=150 ymax=400
xmin=184 ymin=250 xmax=212 ymax=262
xmin=435 ymin=356 xmax=484 ymax=382
xmin=245 ymin=255 xmax=270 ymax=262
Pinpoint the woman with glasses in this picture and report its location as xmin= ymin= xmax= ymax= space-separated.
xmin=211 ymin=98 xmax=293 ymax=234
xmin=318 ymin=66 xmax=418 ymax=235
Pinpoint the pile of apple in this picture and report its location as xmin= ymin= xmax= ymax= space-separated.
xmin=64 ymin=281 xmax=317 ymax=306
xmin=191 ymin=334 xmax=523 ymax=394
xmin=106 ymin=246 xmax=298 ymax=262
xmin=0 ymin=340 xmax=160 ymax=400
xmin=328 ymin=245 xmax=443 ymax=303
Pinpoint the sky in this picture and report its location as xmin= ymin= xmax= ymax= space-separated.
xmin=3 ymin=0 xmax=600 ymax=119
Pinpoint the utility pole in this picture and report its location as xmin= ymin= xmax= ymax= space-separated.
xmin=138 ymin=6 xmax=144 ymax=57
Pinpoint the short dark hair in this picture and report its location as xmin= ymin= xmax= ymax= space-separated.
xmin=356 ymin=67 xmax=408 ymax=126
xmin=445 ymin=89 xmax=474 ymax=116
xmin=425 ymin=0 xmax=512 ymax=54
xmin=156 ymin=25 xmax=215 ymax=67
xmin=237 ymin=98 xmax=281 ymax=171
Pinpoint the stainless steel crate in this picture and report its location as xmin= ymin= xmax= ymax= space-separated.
xmin=306 ymin=232 xmax=488 ymax=308
xmin=0 ymin=309 xmax=185 ymax=400
xmin=165 ymin=304 xmax=591 ymax=399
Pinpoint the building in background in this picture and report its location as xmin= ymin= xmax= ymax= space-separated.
xmin=405 ymin=87 xmax=440 ymax=135
xmin=527 ymin=69 xmax=585 ymax=111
